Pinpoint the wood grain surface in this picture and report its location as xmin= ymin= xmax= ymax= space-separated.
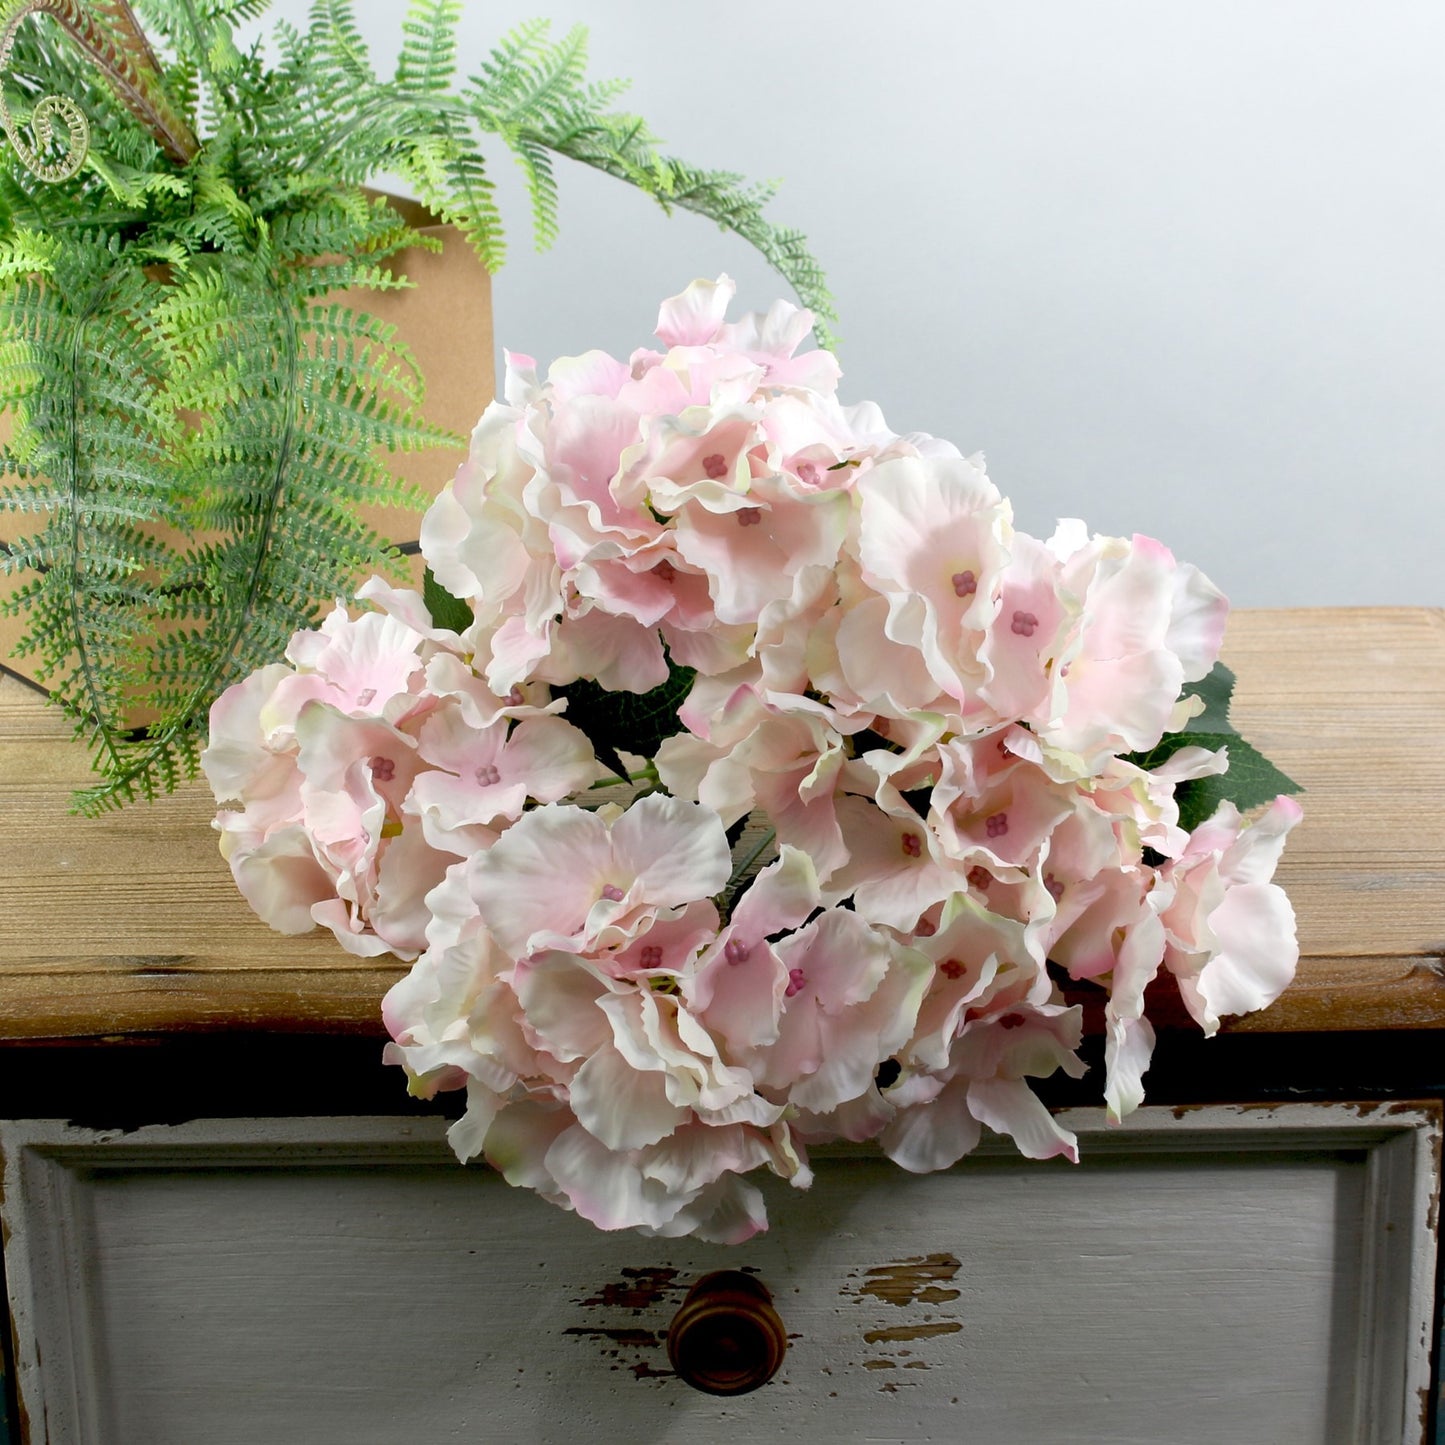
xmin=1 ymin=607 xmax=1441 ymax=1041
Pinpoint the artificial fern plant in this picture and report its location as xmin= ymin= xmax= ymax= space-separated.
xmin=0 ymin=0 xmax=835 ymax=813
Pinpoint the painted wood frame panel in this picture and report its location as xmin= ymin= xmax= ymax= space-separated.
xmin=2 ymin=1103 xmax=1438 ymax=1444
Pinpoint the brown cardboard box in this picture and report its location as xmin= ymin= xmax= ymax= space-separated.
xmin=0 ymin=196 xmax=494 ymax=703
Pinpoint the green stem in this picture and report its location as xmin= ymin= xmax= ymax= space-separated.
xmin=726 ymin=826 xmax=777 ymax=895
xmin=588 ymin=765 xmax=658 ymax=790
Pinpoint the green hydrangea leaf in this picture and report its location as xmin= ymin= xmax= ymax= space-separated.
xmin=422 ymin=566 xmax=473 ymax=633
xmin=1182 ymin=660 xmax=1238 ymax=735
xmin=1173 ymin=737 xmax=1302 ymax=832
xmin=1123 ymin=662 xmax=1300 ymax=833
xmin=1121 ymin=663 xmax=1235 ymax=771
xmin=554 ymin=646 xmax=695 ymax=783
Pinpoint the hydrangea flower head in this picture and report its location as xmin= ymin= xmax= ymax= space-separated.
xmin=208 ymin=277 xmax=1302 ymax=1241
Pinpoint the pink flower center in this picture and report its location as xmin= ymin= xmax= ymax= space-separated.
xmin=785 ymin=967 xmax=808 ymax=998
xmin=999 ymin=1013 xmax=1025 ymax=1030
xmin=654 ymin=559 xmax=677 ymax=582
xmin=914 ymin=916 xmax=937 ymax=938
xmin=1011 ymin=610 xmax=1039 ymax=637
xmin=736 ymin=506 xmax=763 ymax=527
xmin=724 ymin=937 xmax=751 ymax=964
xmin=1044 ymin=873 xmax=1064 ymax=901
xmin=901 ymin=832 xmax=922 ymax=858
xmin=951 ymin=570 xmax=977 ymax=598
xmin=474 ymin=763 xmax=501 ymax=786
xmin=370 ymin=756 xmax=396 ymax=782
xmin=505 ymin=687 xmax=524 ymax=707
xmin=967 ymin=865 xmax=991 ymax=890
xmin=601 ymin=883 xmax=625 ymax=903
xmin=640 ymin=944 xmax=663 ymax=968
xmin=985 ymin=812 xmax=1009 ymax=838
xmin=796 ymin=460 xmax=821 ymax=485
xmin=702 ymin=452 xmax=728 ymax=480
xmin=356 ymin=688 xmax=376 ymax=707
xmin=940 ymin=958 xmax=966 ymax=980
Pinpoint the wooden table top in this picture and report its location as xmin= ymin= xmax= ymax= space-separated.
xmin=1 ymin=607 xmax=1442 ymax=1042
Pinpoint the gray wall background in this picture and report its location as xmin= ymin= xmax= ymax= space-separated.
xmin=255 ymin=1 xmax=1444 ymax=608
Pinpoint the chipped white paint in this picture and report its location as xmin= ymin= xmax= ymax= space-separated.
xmin=2 ymin=1103 xmax=1437 ymax=1444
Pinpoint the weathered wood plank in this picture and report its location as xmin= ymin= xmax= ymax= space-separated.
xmin=1220 ymin=606 xmax=1445 ymax=1030
xmin=1 ymin=606 xmax=1442 ymax=1040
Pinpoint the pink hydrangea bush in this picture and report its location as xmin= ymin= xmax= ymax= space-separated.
xmin=205 ymin=276 xmax=1302 ymax=1242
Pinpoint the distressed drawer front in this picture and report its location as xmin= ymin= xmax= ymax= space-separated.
xmin=3 ymin=1106 xmax=1437 ymax=1445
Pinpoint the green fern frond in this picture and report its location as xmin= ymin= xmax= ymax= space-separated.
xmin=0 ymin=224 xmax=58 ymax=277
xmin=554 ymin=143 xmax=839 ymax=345
xmin=489 ymin=22 xmax=589 ymax=130
xmin=395 ymin=0 xmax=462 ymax=96
xmin=0 ymin=0 xmax=836 ymax=812
xmin=388 ymin=128 xmax=462 ymax=218
xmin=62 ymin=241 xmax=446 ymax=813
xmin=509 ymin=133 xmax=559 ymax=251
xmin=467 ymin=18 xmax=553 ymax=97
xmin=308 ymin=0 xmax=374 ymax=90
xmin=436 ymin=142 xmax=503 ymax=267
xmin=0 ymin=232 xmax=180 ymax=769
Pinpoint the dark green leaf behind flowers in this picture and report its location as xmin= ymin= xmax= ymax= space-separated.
xmin=1124 ymin=662 xmax=1302 ymax=832
xmin=555 ymin=650 xmax=695 ymax=784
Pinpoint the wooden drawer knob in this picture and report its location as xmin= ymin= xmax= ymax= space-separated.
xmin=666 ymin=1270 xmax=787 ymax=1395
